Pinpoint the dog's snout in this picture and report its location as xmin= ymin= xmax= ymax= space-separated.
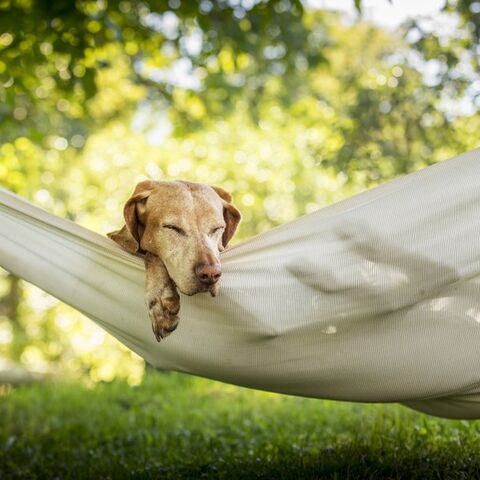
xmin=194 ymin=262 xmax=222 ymax=284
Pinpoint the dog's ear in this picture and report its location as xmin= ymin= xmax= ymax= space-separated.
xmin=211 ymin=185 xmax=242 ymax=248
xmin=108 ymin=180 xmax=157 ymax=254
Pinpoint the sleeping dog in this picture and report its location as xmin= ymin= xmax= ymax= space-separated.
xmin=108 ymin=180 xmax=241 ymax=341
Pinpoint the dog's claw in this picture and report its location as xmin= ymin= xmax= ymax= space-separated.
xmin=164 ymin=321 xmax=179 ymax=333
xmin=151 ymin=323 xmax=162 ymax=342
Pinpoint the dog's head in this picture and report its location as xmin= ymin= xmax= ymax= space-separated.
xmin=108 ymin=180 xmax=241 ymax=296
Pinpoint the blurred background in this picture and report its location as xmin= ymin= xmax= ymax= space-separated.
xmin=1 ymin=0 xmax=480 ymax=385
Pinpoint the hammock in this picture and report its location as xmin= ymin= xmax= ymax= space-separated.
xmin=1 ymin=148 xmax=480 ymax=420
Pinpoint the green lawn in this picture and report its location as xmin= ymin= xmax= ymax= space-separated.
xmin=1 ymin=371 xmax=479 ymax=479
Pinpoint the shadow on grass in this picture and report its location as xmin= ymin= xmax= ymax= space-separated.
xmin=2 ymin=433 xmax=478 ymax=479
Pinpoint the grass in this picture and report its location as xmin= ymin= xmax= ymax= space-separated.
xmin=1 ymin=371 xmax=480 ymax=479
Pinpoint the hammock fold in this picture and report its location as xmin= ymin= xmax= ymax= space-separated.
xmin=2 ymin=148 xmax=480 ymax=419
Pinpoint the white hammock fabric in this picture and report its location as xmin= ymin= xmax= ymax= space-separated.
xmin=1 ymin=148 xmax=480 ymax=419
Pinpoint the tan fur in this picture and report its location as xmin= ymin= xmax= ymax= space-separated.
xmin=108 ymin=180 xmax=241 ymax=341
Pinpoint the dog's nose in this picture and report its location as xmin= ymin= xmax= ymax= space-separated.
xmin=194 ymin=262 xmax=222 ymax=284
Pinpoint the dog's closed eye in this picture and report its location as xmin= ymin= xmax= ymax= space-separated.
xmin=210 ymin=226 xmax=225 ymax=236
xmin=163 ymin=224 xmax=187 ymax=236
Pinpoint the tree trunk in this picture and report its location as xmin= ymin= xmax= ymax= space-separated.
xmin=0 ymin=274 xmax=26 ymax=361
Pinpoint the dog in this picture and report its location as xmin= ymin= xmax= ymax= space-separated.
xmin=107 ymin=180 xmax=241 ymax=342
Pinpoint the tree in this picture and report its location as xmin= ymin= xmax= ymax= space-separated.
xmin=404 ymin=0 xmax=480 ymax=118
xmin=0 ymin=0 xmax=317 ymax=145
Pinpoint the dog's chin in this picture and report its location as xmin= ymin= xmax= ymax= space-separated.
xmin=177 ymin=282 xmax=219 ymax=297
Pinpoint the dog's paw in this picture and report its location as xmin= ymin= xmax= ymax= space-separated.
xmin=146 ymin=288 xmax=180 ymax=342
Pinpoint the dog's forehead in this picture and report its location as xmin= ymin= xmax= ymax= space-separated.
xmin=154 ymin=181 xmax=218 ymax=200
xmin=148 ymin=181 xmax=222 ymax=215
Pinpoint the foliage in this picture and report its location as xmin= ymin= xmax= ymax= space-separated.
xmin=0 ymin=0 xmax=316 ymax=143
xmin=1 ymin=372 xmax=480 ymax=479
xmin=405 ymin=0 xmax=480 ymax=115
